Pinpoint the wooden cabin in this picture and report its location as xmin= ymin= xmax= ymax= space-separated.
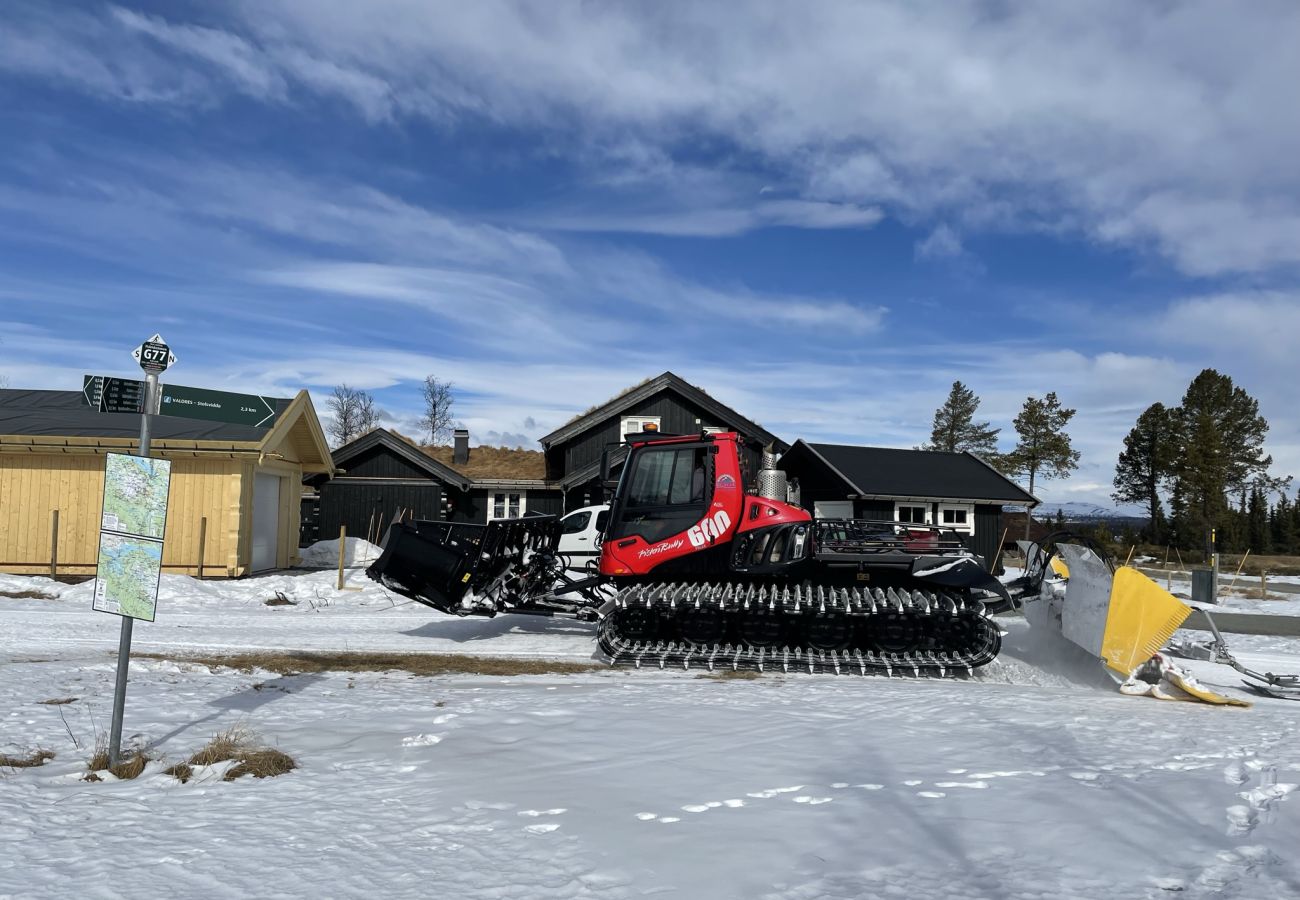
xmin=0 ymin=388 xmax=333 ymax=577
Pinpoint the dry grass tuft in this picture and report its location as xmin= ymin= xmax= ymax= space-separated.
xmin=174 ymin=726 xmax=296 ymax=782
xmin=187 ymin=727 xmax=251 ymax=767
xmin=86 ymin=747 xmax=151 ymax=780
xmin=264 ymin=592 xmax=296 ymax=606
xmin=38 ymin=697 xmax=78 ymax=705
xmin=225 ymin=747 xmax=296 ymax=781
xmin=0 ymin=588 xmax=57 ymax=600
xmin=1 ymin=749 xmax=55 ymax=769
xmin=135 ymin=650 xmax=599 ymax=678
xmin=697 ymin=669 xmax=763 ymax=680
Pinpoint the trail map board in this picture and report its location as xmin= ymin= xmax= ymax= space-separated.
xmin=93 ymin=453 xmax=172 ymax=622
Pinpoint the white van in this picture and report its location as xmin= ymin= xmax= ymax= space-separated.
xmin=557 ymin=504 xmax=609 ymax=573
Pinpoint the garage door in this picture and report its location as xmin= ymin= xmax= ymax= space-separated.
xmin=252 ymin=473 xmax=282 ymax=572
xmin=813 ymin=500 xmax=854 ymax=520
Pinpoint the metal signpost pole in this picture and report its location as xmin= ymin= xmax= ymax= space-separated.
xmin=107 ymin=370 xmax=159 ymax=767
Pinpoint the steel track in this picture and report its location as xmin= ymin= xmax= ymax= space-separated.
xmin=596 ymin=582 xmax=1001 ymax=676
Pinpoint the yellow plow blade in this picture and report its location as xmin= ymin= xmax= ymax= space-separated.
xmin=1055 ymin=546 xmax=1191 ymax=677
xmin=1098 ymin=567 xmax=1192 ymax=676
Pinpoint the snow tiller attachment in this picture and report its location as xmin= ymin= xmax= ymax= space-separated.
xmin=1014 ymin=534 xmax=1298 ymax=705
xmin=368 ymin=430 xmax=1014 ymax=677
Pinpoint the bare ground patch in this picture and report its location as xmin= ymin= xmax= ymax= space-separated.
xmin=38 ymin=697 xmax=78 ymax=705
xmin=134 ymin=650 xmax=600 ymax=677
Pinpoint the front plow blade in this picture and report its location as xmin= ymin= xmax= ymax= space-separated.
xmin=1056 ymin=545 xmax=1191 ymax=677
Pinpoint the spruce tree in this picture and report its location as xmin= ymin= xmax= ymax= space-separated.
xmin=923 ymin=381 xmax=1000 ymax=458
xmin=1004 ymin=392 xmax=1081 ymax=539
xmin=1171 ymin=369 xmax=1271 ymax=550
xmin=1112 ymin=402 xmax=1176 ymax=544
xmin=1247 ymin=486 xmax=1271 ymax=554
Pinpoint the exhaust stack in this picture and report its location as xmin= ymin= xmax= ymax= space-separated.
xmin=756 ymin=449 xmax=787 ymax=501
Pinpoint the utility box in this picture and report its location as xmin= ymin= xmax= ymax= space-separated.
xmin=1191 ymin=568 xmax=1218 ymax=605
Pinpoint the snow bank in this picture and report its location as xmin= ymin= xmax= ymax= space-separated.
xmin=298 ymin=537 xmax=384 ymax=568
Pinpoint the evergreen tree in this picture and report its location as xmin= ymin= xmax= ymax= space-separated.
xmin=1170 ymin=370 xmax=1271 ymax=551
xmin=1112 ymin=402 xmax=1176 ymax=544
xmin=1003 ymin=392 xmax=1081 ymax=539
xmin=1051 ymin=507 xmax=1068 ymax=531
xmin=1247 ymin=486 xmax=1271 ymax=554
xmin=1271 ymin=495 xmax=1296 ymax=555
xmin=923 ymin=381 xmax=1000 ymax=457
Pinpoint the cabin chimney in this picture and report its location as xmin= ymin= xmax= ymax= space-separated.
xmin=453 ymin=429 xmax=470 ymax=465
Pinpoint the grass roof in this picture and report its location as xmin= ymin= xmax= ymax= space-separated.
xmin=424 ymin=444 xmax=547 ymax=480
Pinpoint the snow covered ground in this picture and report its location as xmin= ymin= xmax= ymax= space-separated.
xmin=4 ymin=570 xmax=1300 ymax=899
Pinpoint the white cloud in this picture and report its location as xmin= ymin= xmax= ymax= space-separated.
xmin=914 ymin=224 xmax=964 ymax=260
xmin=9 ymin=2 xmax=1300 ymax=270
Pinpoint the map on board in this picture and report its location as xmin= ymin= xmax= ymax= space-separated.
xmin=95 ymin=452 xmax=171 ymax=621
xmin=93 ymin=533 xmax=164 ymax=622
xmin=101 ymin=452 xmax=172 ymax=540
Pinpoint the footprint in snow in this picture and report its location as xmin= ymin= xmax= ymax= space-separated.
xmin=903 ymin=780 xmax=923 ymax=787
xmin=659 ymin=817 xmax=681 ymax=824
xmin=917 ymin=792 xmax=946 ymax=799
xmin=523 ymin=823 xmax=560 ymax=834
xmin=401 ymin=733 xmax=443 ymax=747
xmin=1069 ymin=772 xmax=1106 ymax=787
xmin=935 ymin=781 xmax=989 ymax=790
xmin=635 ymin=813 xmax=658 ymax=821
xmin=793 ymin=796 xmax=832 ymax=805
xmin=855 ymin=784 xmax=884 ymax=791
xmin=746 ymin=786 xmax=804 ymax=799
xmin=517 ymin=808 xmax=567 ymax=817
xmin=431 ymin=713 xmax=458 ymax=725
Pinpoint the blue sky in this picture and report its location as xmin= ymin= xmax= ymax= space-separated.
xmin=3 ymin=1 xmax=1299 ymax=510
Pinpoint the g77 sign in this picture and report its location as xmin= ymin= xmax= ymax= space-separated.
xmin=131 ymin=333 xmax=177 ymax=374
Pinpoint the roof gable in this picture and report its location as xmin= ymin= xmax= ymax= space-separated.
xmin=790 ymin=441 xmax=1037 ymax=504
xmin=539 ymin=371 xmax=785 ymax=450
xmin=329 ymin=428 xmax=470 ymax=489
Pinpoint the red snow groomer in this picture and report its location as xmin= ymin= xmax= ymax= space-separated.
xmin=367 ymin=429 xmax=1012 ymax=676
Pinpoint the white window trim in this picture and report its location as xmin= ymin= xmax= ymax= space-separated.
xmin=620 ymin=415 xmax=662 ymax=441
xmin=894 ymin=501 xmax=932 ymax=526
xmin=487 ymin=490 xmax=527 ymax=521
xmin=937 ymin=502 xmax=975 ymax=533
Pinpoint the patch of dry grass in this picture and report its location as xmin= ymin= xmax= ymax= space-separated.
xmin=86 ymin=744 xmax=151 ymax=780
xmin=0 ymin=588 xmax=56 ymax=600
xmin=1 ymin=749 xmax=55 ymax=769
xmin=38 ymin=697 xmax=78 ymax=705
xmin=696 ymin=669 xmax=763 ymax=680
xmin=424 ymin=443 xmax=546 ymax=479
xmin=135 ymin=650 xmax=599 ymax=677
xmin=264 ymin=591 xmax=296 ymax=606
xmin=172 ymin=727 xmax=296 ymax=782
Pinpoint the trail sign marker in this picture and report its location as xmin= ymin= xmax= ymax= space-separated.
xmin=82 ymin=374 xmax=283 ymax=428
xmin=159 ymin=384 xmax=279 ymax=428
xmin=132 ymin=333 xmax=176 ymax=374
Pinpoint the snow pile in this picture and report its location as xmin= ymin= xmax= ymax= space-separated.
xmin=298 ymin=537 xmax=384 ymax=568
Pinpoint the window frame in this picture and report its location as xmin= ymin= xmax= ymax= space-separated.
xmin=487 ymin=490 xmax=527 ymax=521
xmin=894 ymin=502 xmax=932 ymax=527
xmin=936 ymin=502 xmax=975 ymax=533
xmin=620 ymin=415 xmax=662 ymax=442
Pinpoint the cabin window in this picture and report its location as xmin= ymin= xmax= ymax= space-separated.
xmin=895 ymin=503 xmax=930 ymax=526
xmin=488 ymin=491 xmax=526 ymax=521
xmin=620 ymin=416 xmax=662 ymax=441
xmin=938 ymin=503 xmax=975 ymax=533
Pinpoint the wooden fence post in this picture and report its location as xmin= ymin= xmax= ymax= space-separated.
xmin=1261 ymin=572 xmax=1268 ymax=600
xmin=337 ymin=525 xmax=347 ymax=591
xmin=196 ymin=517 xmax=207 ymax=580
xmin=49 ymin=509 xmax=59 ymax=578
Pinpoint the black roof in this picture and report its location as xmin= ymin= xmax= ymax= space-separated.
xmin=324 ymin=428 xmax=471 ymax=490
xmin=787 ymin=440 xmax=1037 ymax=504
xmin=539 ymin=371 xmax=786 ymax=451
xmin=0 ymin=389 xmax=290 ymax=443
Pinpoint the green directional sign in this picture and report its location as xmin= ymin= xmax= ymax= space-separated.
xmin=158 ymin=384 xmax=280 ymax=428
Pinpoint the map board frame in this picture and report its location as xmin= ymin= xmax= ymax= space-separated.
xmin=93 ymin=452 xmax=172 ymax=623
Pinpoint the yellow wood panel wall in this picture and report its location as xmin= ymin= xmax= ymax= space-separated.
xmin=0 ymin=454 xmax=304 ymax=577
